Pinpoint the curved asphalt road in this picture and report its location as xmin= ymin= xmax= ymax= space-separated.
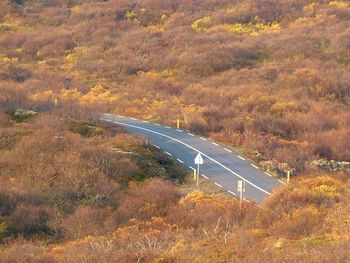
xmin=100 ymin=113 xmax=284 ymax=204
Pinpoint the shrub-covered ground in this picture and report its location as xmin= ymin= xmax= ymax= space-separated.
xmin=0 ymin=108 xmax=349 ymax=262
xmin=0 ymin=0 xmax=349 ymax=262
xmin=0 ymin=0 xmax=349 ymax=174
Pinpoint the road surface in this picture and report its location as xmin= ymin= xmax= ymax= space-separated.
xmin=100 ymin=114 xmax=284 ymax=203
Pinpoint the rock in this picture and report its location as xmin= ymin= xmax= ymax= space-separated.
xmin=310 ymin=159 xmax=350 ymax=172
xmin=259 ymin=159 xmax=295 ymax=177
xmin=12 ymin=108 xmax=37 ymax=122
xmin=14 ymin=108 xmax=37 ymax=116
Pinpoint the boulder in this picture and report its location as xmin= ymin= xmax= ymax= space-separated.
xmin=259 ymin=159 xmax=295 ymax=177
xmin=310 ymin=159 xmax=350 ymax=172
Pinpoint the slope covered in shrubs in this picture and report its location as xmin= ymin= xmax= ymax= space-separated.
xmin=0 ymin=0 xmax=349 ymax=262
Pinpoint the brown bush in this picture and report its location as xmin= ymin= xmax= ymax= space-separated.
xmin=9 ymin=205 xmax=54 ymax=236
xmin=272 ymin=205 xmax=321 ymax=238
xmin=61 ymin=206 xmax=111 ymax=240
xmin=116 ymin=178 xmax=180 ymax=222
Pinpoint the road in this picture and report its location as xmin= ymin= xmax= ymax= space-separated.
xmin=100 ymin=114 xmax=284 ymax=203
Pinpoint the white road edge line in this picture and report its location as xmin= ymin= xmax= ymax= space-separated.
xmin=142 ymin=120 xmax=149 ymax=123
xmin=165 ymin=126 xmax=171 ymax=129
xmin=200 ymin=137 xmax=207 ymax=141
xmin=215 ymin=182 xmax=223 ymax=188
xmin=251 ymin=164 xmax=259 ymax=169
xmin=228 ymin=190 xmax=237 ymax=196
xmin=201 ymin=174 xmax=208 ymax=179
xmin=243 ymin=198 xmax=251 ymax=203
xmin=212 ymin=142 xmax=219 ymax=146
xmin=153 ymin=144 xmax=160 ymax=149
xmin=278 ymin=179 xmax=285 ymax=184
xmin=238 ymin=155 xmax=246 ymax=160
xmin=265 ymin=172 xmax=272 ymax=177
xmin=100 ymin=118 xmax=271 ymax=195
xmin=165 ymin=151 xmax=172 ymax=156
xmin=188 ymin=133 xmax=195 ymax=136
xmin=177 ymin=158 xmax=184 ymax=164
xmin=189 ymin=166 xmax=196 ymax=171
xmin=224 ymin=148 xmax=232 ymax=153
xmin=130 ymin=117 xmax=137 ymax=120
xmin=176 ymin=129 xmax=183 ymax=132
xmin=155 ymin=123 xmax=160 ymax=126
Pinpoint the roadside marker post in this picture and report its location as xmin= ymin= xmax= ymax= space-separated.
xmin=287 ymin=171 xmax=290 ymax=183
xmin=237 ymin=180 xmax=246 ymax=214
xmin=194 ymin=153 xmax=204 ymax=186
xmin=176 ymin=119 xmax=180 ymax=129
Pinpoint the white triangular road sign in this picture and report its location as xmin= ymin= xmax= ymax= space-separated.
xmin=194 ymin=153 xmax=204 ymax=165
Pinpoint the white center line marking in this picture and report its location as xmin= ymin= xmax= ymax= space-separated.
xmin=228 ymin=190 xmax=237 ymax=196
xmin=153 ymin=144 xmax=160 ymax=149
xmin=238 ymin=155 xmax=246 ymax=160
xmin=200 ymin=137 xmax=207 ymax=141
xmin=100 ymin=118 xmax=272 ymax=195
xmin=212 ymin=142 xmax=219 ymax=146
xmin=177 ymin=158 xmax=184 ymax=164
xmin=224 ymin=148 xmax=232 ymax=153
xmin=201 ymin=174 xmax=208 ymax=179
xmin=265 ymin=172 xmax=272 ymax=177
xmin=165 ymin=151 xmax=172 ymax=156
xmin=189 ymin=166 xmax=196 ymax=171
xmin=278 ymin=179 xmax=285 ymax=184
xmin=215 ymin=182 xmax=223 ymax=188
xmin=188 ymin=133 xmax=195 ymax=136
xmin=251 ymin=164 xmax=259 ymax=169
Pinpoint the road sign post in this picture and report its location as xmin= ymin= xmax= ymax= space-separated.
xmin=194 ymin=153 xmax=203 ymax=186
xmin=237 ymin=180 xmax=246 ymax=214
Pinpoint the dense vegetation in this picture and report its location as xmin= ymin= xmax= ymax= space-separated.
xmin=0 ymin=111 xmax=349 ymax=262
xmin=0 ymin=0 xmax=349 ymax=262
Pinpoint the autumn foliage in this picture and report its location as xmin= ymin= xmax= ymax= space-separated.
xmin=0 ymin=0 xmax=350 ymax=262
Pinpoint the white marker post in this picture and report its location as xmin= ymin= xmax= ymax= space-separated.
xmin=237 ymin=180 xmax=246 ymax=214
xmin=194 ymin=153 xmax=204 ymax=186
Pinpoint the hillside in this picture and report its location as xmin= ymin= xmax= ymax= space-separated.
xmin=0 ymin=0 xmax=349 ymax=262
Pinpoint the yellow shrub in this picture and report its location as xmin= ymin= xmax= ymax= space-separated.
xmin=59 ymin=88 xmax=82 ymax=101
xmin=192 ymin=16 xmax=280 ymax=35
xmin=208 ymin=22 xmax=280 ymax=35
xmin=64 ymin=53 xmax=76 ymax=64
xmin=179 ymin=190 xmax=217 ymax=204
xmin=303 ymin=176 xmax=345 ymax=193
xmin=191 ymin=16 xmax=211 ymax=33
xmin=81 ymin=84 xmax=117 ymax=105
xmin=125 ymin=10 xmax=136 ymax=21
xmin=1 ymin=57 xmax=18 ymax=63
xmin=270 ymin=101 xmax=302 ymax=115
xmin=30 ymin=90 xmax=55 ymax=103
xmin=329 ymin=1 xmax=349 ymax=8
xmin=303 ymin=2 xmax=318 ymax=13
